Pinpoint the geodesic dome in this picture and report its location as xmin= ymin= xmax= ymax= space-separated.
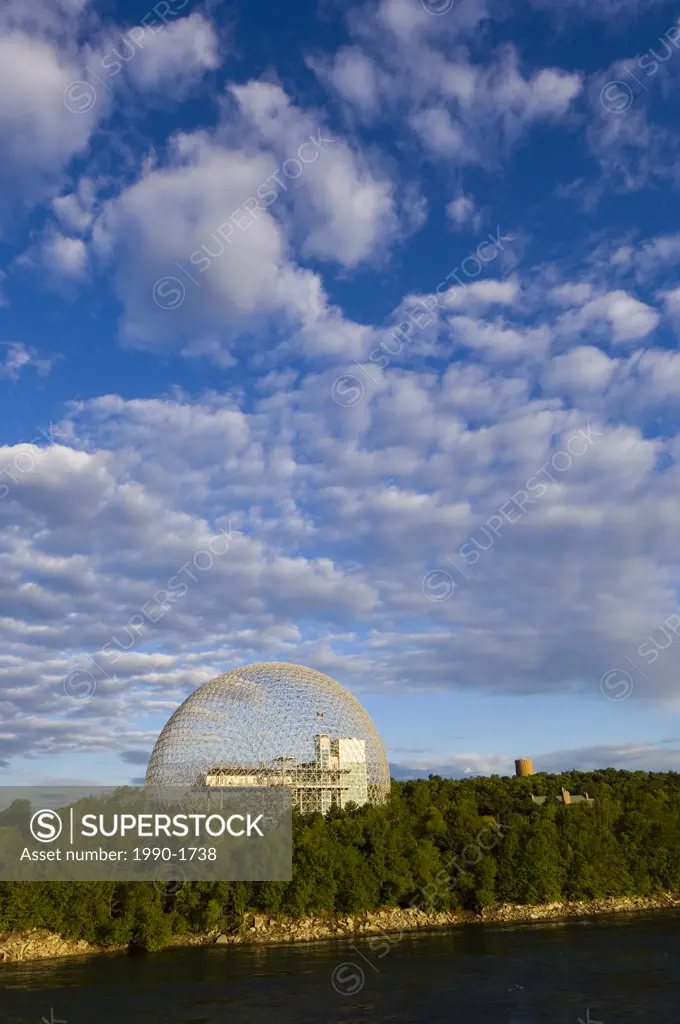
xmin=145 ymin=663 xmax=391 ymax=808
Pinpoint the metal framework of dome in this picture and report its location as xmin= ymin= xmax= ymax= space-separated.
xmin=145 ymin=663 xmax=391 ymax=813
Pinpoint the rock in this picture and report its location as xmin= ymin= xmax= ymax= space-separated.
xmin=3 ymin=892 xmax=680 ymax=963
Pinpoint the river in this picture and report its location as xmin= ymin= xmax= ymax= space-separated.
xmin=1 ymin=911 xmax=678 ymax=1023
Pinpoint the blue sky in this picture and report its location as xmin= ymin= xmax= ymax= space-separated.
xmin=3 ymin=0 xmax=680 ymax=786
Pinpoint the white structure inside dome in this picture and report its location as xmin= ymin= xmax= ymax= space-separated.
xmin=204 ymin=733 xmax=369 ymax=812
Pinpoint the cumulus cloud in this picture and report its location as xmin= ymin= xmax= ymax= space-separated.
xmin=442 ymin=278 xmax=520 ymax=312
xmin=3 ymin=341 xmax=680 ymax=769
xmin=411 ymin=57 xmax=582 ymax=164
xmin=317 ymin=0 xmax=581 ymax=171
xmin=0 ymin=2 xmax=222 ymax=235
xmin=624 ymin=349 xmax=680 ymax=405
xmin=450 ymin=316 xmax=550 ymax=361
xmin=88 ymin=80 xmax=395 ymax=357
xmin=0 ymin=342 xmax=53 ymax=380
xmin=51 ymin=177 xmax=98 ymax=235
xmin=0 ymin=28 xmax=99 ymax=227
xmin=640 ymin=234 xmax=680 ymax=275
xmin=0 ymin=407 xmax=380 ymax=762
xmin=5 ymin=0 xmax=680 ymax=781
xmin=231 ymin=80 xmax=397 ymax=267
xmin=113 ymin=12 xmax=220 ymax=97
xmin=542 ymin=346 xmax=617 ymax=395
xmin=586 ymin=291 xmax=660 ymax=343
xmin=658 ymin=285 xmax=680 ymax=323
xmin=557 ymin=289 xmax=660 ymax=344
xmin=92 ymin=138 xmax=326 ymax=352
xmin=309 ymin=47 xmax=382 ymax=116
xmin=41 ymin=231 xmax=89 ymax=278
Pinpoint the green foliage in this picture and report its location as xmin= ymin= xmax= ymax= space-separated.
xmin=2 ymin=769 xmax=679 ymax=950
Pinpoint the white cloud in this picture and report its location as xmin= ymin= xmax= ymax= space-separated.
xmin=601 ymin=234 xmax=680 ymax=285
xmin=543 ymin=346 xmax=617 ymax=394
xmin=629 ymin=349 xmax=680 ymax=403
xmin=231 ymin=81 xmax=397 ymax=267
xmin=376 ymin=0 xmax=427 ymax=39
xmin=0 ymin=30 xmax=98 ymax=226
xmin=660 ymin=286 xmax=680 ymax=319
xmin=42 ymin=231 xmax=88 ymax=277
xmin=310 ymin=47 xmax=381 ymax=115
xmin=0 ymin=404 xmax=382 ymax=761
xmin=0 ymin=3 xmax=222 ymax=233
xmin=315 ymin=1 xmax=581 ymax=172
xmin=92 ymin=136 xmax=331 ymax=353
xmin=439 ymin=278 xmax=520 ymax=313
xmin=519 ymin=68 xmax=583 ymax=118
xmin=413 ymin=106 xmax=471 ymax=159
xmin=0 ymin=342 xmax=53 ymax=380
xmin=122 ymin=13 xmax=220 ymax=96
xmin=6 ymin=0 xmax=680 ymax=778
xmin=642 ymin=233 xmax=680 ymax=270
xmin=549 ymin=282 xmax=594 ymax=306
xmin=586 ymin=63 xmax=676 ymax=194
xmin=558 ymin=289 xmax=660 ymax=344
xmin=412 ymin=55 xmax=581 ymax=163
xmin=611 ymin=245 xmax=633 ymax=268
xmin=392 ymin=751 xmax=512 ymax=779
xmin=52 ymin=177 xmax=97 ymax=234
xmin=585 ymin=291 xmax=660 ymax=343
xmin=4 ymin=368 xmax=680 ymax=766
xmin=393 ymin=740 xmax=680 ymax=778
xmin=446 ymin=194 xmax=481 ymax=231
xmin=450 ymin=315 xmax=550 ymax=360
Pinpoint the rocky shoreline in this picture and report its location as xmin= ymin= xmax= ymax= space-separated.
xmin=2 ymin=893 xmax=679 ymax=964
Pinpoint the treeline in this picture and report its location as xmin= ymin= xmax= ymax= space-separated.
xmin=2 ymin=768 xmax=680 ymax=950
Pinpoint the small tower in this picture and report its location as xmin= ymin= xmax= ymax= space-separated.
xmin=515 ymin=757 xmax=534 ymax=777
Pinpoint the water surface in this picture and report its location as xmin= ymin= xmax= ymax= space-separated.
xmin=1 ymin=911 xmax=678 ymax=1023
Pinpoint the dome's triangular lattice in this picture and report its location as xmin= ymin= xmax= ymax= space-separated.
xmin=145 ymin=662 xmax=390 ymax=812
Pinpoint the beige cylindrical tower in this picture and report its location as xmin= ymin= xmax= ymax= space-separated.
xmin=515 ymin=758 xmax=534 ymax=777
